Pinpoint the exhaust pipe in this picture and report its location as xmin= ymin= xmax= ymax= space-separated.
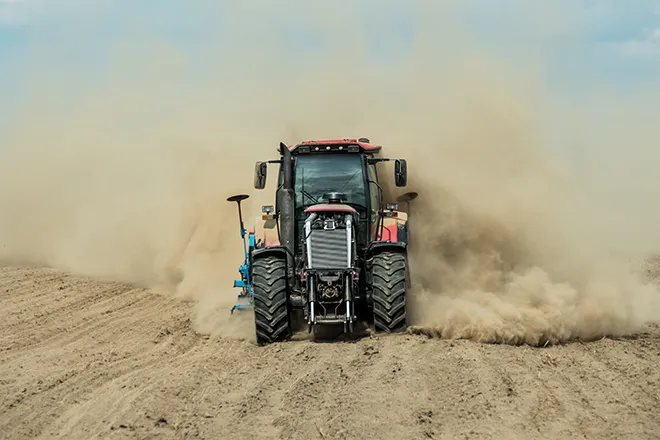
xmin=279 ymin=142 xmax=295 ymax=281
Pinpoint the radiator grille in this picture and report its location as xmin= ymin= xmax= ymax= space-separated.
xmin=308 ymin=228 xmax=349 ymax=269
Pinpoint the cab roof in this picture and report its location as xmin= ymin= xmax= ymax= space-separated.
xmin=279 ymin=138 xmax=382 ymax=154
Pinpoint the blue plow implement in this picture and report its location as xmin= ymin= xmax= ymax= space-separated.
xmin=227 ymin=194 xmax=254 ymax=314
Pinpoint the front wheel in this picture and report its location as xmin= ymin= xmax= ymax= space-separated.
xmin=252 ymin=255 xmax=291 ymax=345
xmin=371 ymin=251 xmax=408 ymax=333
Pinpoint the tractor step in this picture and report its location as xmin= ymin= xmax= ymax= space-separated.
xmin=289 ymin=295 xmax=304 ymax=308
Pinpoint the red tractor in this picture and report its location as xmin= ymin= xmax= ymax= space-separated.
xmin=228 ymin=138 xmax=417 ymax=344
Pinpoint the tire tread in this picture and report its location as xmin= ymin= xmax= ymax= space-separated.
xmin=252 ymin=255 xmax=291 ymax=344
xmin=372 ymin=251 xmax=408 ymax=333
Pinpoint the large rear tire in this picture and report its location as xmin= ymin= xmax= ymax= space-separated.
xmin=252 ymin=255 xmax=291 ymax=345
xmin=372 ymin=251 xmax=408 ymax=333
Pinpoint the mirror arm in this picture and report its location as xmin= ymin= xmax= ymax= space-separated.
xmin=367 ymin=158 xmax=391 ymax=165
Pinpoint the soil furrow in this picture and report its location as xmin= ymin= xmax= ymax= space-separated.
xmin=0 ymin=267 xmax=658 ymax=440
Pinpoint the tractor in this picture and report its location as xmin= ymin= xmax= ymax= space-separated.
xmin=227 ymin=138 xmax=417 ymax=344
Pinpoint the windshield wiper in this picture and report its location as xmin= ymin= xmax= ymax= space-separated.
xmin=301 ymin=189 xmax=319 ymax=206
xmin=300 ymin=168 xmax=319 ymax=206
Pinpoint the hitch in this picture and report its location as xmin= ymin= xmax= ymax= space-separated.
xmin=227 ymin=194 xmax=254 ymax=314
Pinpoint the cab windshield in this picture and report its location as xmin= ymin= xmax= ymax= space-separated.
xmin=294 ymin=154 xmax=367 ymax=212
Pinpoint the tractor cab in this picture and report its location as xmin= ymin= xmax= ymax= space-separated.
xmin=255 ymin=138 xmax=408 ymax=253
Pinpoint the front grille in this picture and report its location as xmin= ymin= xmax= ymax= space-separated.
xmin=308 ymin=228 xmax=349 ymax=269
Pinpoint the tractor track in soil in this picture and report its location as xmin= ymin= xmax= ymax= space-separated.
xmin=0 ymin=265 xmax=659 ymax=440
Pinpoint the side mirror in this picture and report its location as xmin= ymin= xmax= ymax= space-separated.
xmin=254 ymin=161 xmax=267 ymax=189
xmin=394 ymin=159 xmax=407 ymax=187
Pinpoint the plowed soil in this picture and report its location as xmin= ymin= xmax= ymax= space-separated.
xmin=1 ymin=265 xmax=659 ymax=440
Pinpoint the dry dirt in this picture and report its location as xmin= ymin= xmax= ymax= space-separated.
xmin=1 ymin=265 xmax=659 ymax=440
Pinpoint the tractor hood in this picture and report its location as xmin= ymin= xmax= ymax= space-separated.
xmin=304 ymin=192 xmax=357 ymax=215
xmin=304 ymin=203 xmax=356 ymax=214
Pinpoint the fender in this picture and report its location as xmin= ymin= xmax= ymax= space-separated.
xmin=252 ymin=245 xmax=290 ymax=261
xmin=365 ymin=240 xmax=407 ymax=258
xmin=251 ymin=215 xmax=280 ymax=248
xmin=376 ymin=210 xmax=409 ymax=245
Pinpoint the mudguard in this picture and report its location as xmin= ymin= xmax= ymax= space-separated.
xmin=251 ymin=215 xmax=280 ymax=248
xmin=375 ymin=210 xmax=409 ymax=245
xmin=252 ymin=245 xmax=289 ymax=261
xmin=365 ymin=240 xmax=406 ymax=258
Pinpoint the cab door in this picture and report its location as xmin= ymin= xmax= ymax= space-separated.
xmin=366 ymin=160 xmax=380 ymax=241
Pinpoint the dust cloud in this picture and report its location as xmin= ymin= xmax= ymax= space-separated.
xmin=390 ymin=73 xmax=660 ymax=346
xmin=0 ymin=2 xmax=659 ymax=344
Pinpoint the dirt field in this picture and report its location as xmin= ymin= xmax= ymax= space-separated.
xmin=1 ymin=265 xmax=659 ymax=440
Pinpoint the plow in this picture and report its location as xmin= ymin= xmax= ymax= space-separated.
xmin=227 ymin=138 xmax=417 ymax=344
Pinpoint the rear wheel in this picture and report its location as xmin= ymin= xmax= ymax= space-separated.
xmin=252 ymin=255 xmax=291 ymax=344
xmin=372 ymin=251 xmax=408 ymax=333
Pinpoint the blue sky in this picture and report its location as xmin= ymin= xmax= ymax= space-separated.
xmin=1 ymin=0 xmax=659 ymax=125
